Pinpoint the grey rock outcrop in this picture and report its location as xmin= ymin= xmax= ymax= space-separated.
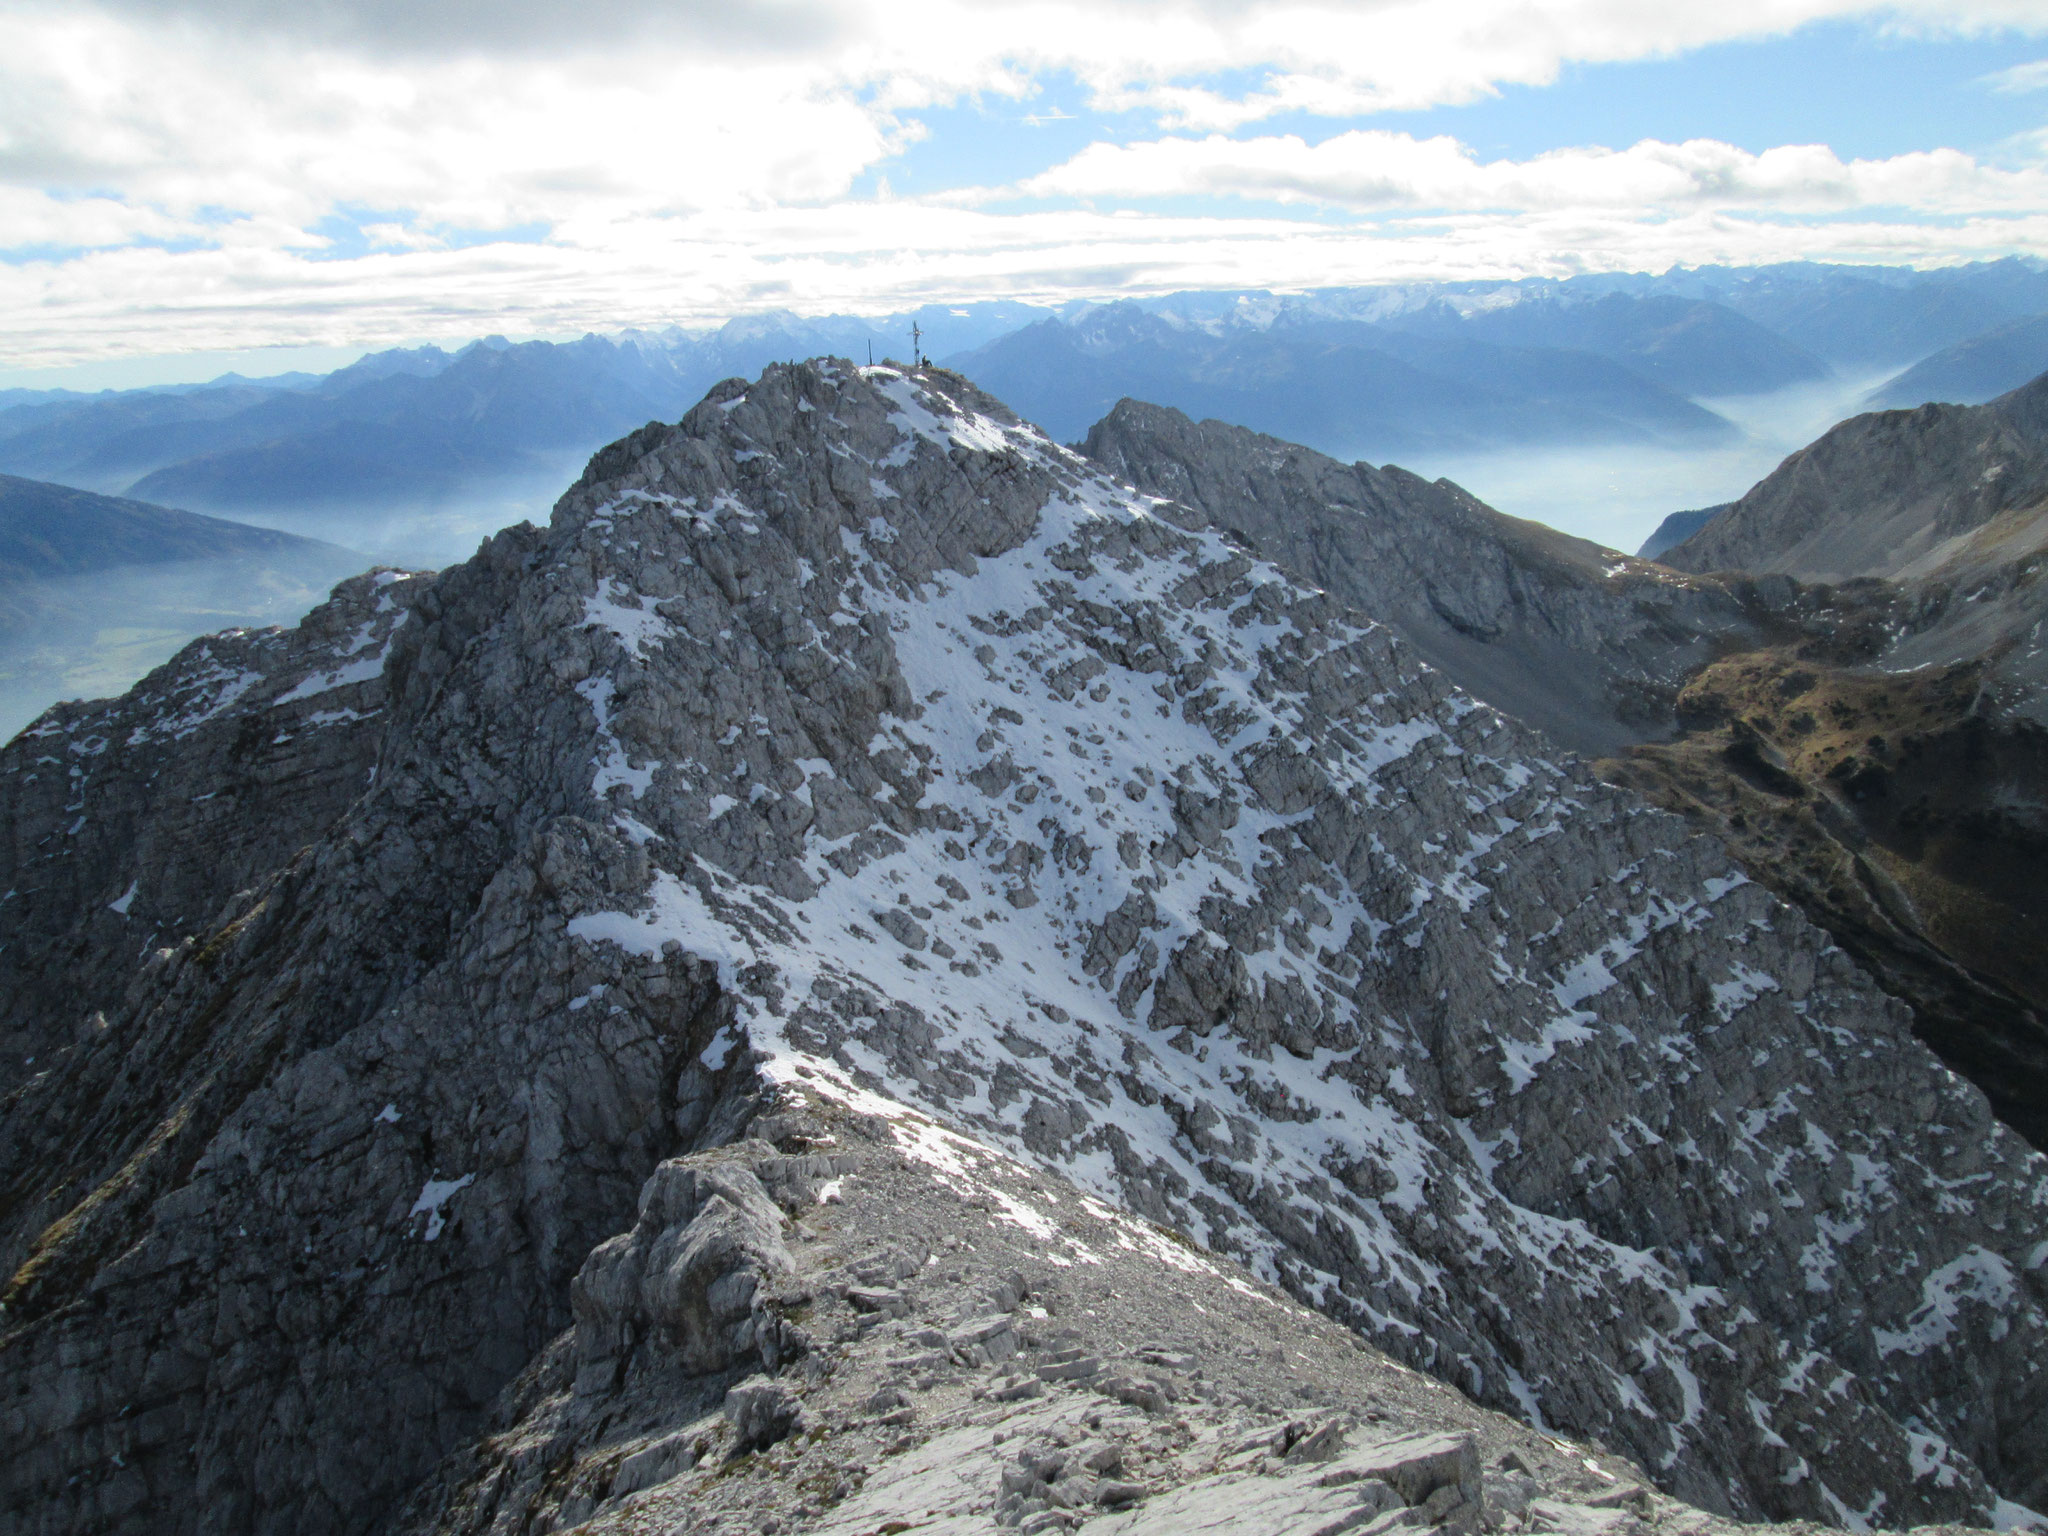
xmin=0 ymin=543 xmax=736 ymax=1533
xmin=1078 ymin=395 xmax=2048 ymax=1155
xmin=0 ymin=568 xmax=416 ymax=1095
xmin=1653 ymin=372 xmax=2048 ymax=741
xmin=2 ymin=361 xmax=2045 ymax=1536
xmin=395 ymin=1102 xmax=1730 ymax=1536
xmin=1079 ymin=398 xmax=1767 ymax=757
xmin=572 ymin=1159 xmax=805 ymax=1387
xmin=1636 ymin=505 xmax=1725 ymax=561
xmin=1661 ymin=370 xmax=2048 ymax=583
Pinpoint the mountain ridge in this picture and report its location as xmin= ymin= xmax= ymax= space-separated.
xmin=1077 ymin=397 xmax=1765 ymax=758
xmin=4 ymin=361 xmax=2044 ymax=1533
xmin=0 ymin=473 xmax=370 ymax=740
xmin=945 ymin=301 xmax=1738 ymax=455
xmin=1867 ymin=313 xmax=2048 ymax=409
xmin=1661 ymin=370 xmax=2048 ymax=584
xmin=9 ymin=259 xmax=2047 ymax=556
xmin=1080 ymin=397 xmax=2048 ymax=1151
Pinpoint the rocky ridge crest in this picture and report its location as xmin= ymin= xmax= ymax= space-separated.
xmin=2 ymin=362 xmax=2045 ymax=1534
xmin=1660 ymin=371 xmax=2048 ymax=587
xmin=1078 ymin=398 xmax=1771 ymax=759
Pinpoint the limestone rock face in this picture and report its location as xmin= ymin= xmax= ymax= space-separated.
xmin=387 ymin=1101 xmax=1778 ymax=1536
xmin=1081 ymin=396 xmax=2048 ymax=1160
xmin=1651 ymin=374 xmax=2048 ymax=742
xmin=572 ymin=1159 xmax=804 ymax=1385
xmin=1079 ymin=397 xmax=1769 ymax=758
xmin=2 ymin=361 xmax=2046 ymax=1536
xmin=0 ymin=544 xmax=734 ymax=1534
xmin=0 ymin=569 xmax=417 ymax=1095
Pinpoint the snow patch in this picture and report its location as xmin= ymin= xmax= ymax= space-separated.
xmin=409 ymin=1173 xmax=475 ymax=1241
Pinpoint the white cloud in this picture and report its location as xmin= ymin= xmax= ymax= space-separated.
xmin=7 ymin=199 xmax=2048 ymax=370
xmin=81 ymin=0 xmax=857 ymax=60
xmin=0 ymin=0 xmax=2045 ymax=366
xmin=1982 ymin=57 xmax=2048 ymax=92
xmin=29 ymin=1 xmax=2046 ymax=122
xmin=7 ymin=0 xmax=2043 ymax=241
xmin=0 ymin=11 xmax=910 ymax=240
xmin=0 ymin=188 xmax=197 ymax=251
xmin=1013 ymin=131 xmax=2048 ymax=214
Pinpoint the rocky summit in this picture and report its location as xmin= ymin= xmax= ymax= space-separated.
xmin=2 ymin=362 xmax=2046 ymax=1536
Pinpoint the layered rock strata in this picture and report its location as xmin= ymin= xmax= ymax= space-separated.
xmin=1080 ymin=398 xmax=1767 ymax=759
xmin=1660 ymin=373 xmax=2048 ymax=584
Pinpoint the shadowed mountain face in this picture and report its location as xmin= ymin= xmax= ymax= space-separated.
xmin=1867 ymin=312 xmax=2048 ymax=409
xmin=4 ymin=363 xmax=2045 ymax=1534
xmin=1373 ymin=291 xmax=1826 ymax=397
xmin=1691 ymin=256 xmax=2048 ymax=370
xmin=0 ymin=473 xmax=348 ymax=589
xmin=1602 ymin=646 xmax=2048 ymax=1150
xmin=1608 ymin=377 xmax=2048 ymax=1150
xmin=1661 ymin=370 xmax=2048 ymax=584
xmin=0 ymin=313 xmax=1046 ymax=519
xmin=0 ymin=475 xmax=369 ymax=741
xmin=1636 ymin=505 xmax=1726 ymax=560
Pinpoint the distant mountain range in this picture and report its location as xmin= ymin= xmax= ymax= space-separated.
xmin=1364 ymin=289 xmax=1826 ymax=396
xmin=0 ymin=306 xmax=1043 ymax=518
xmin=5 ymin=260 xmax=2046 ymax=544
xmin=1640 ymin=256 xmax=2048 ymax=368
xmin=1866 ymin=311 xmax=2048 ymax=409
xmin=946 ymin=301 xmax=1737 ymax=454
xmin=1635 ymin=505 xmax=1725 ymax=560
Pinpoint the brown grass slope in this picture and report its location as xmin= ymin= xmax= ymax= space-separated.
xmin=1601 ymin=639 xmax=2048 ymax=1147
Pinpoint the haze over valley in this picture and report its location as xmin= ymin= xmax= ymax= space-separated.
xmin=9 ymin=258 xmax=2048 ymax=732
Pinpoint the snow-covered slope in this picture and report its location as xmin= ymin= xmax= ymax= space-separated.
xmin=3 ymin=362 xmax=2044 ymax=1534
xmin=544 ymin=364 xmax=2047 ymax=1523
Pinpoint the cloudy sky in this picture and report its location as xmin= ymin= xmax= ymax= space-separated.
xmin=5 ymin=0 xmax=2048 ymax=380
